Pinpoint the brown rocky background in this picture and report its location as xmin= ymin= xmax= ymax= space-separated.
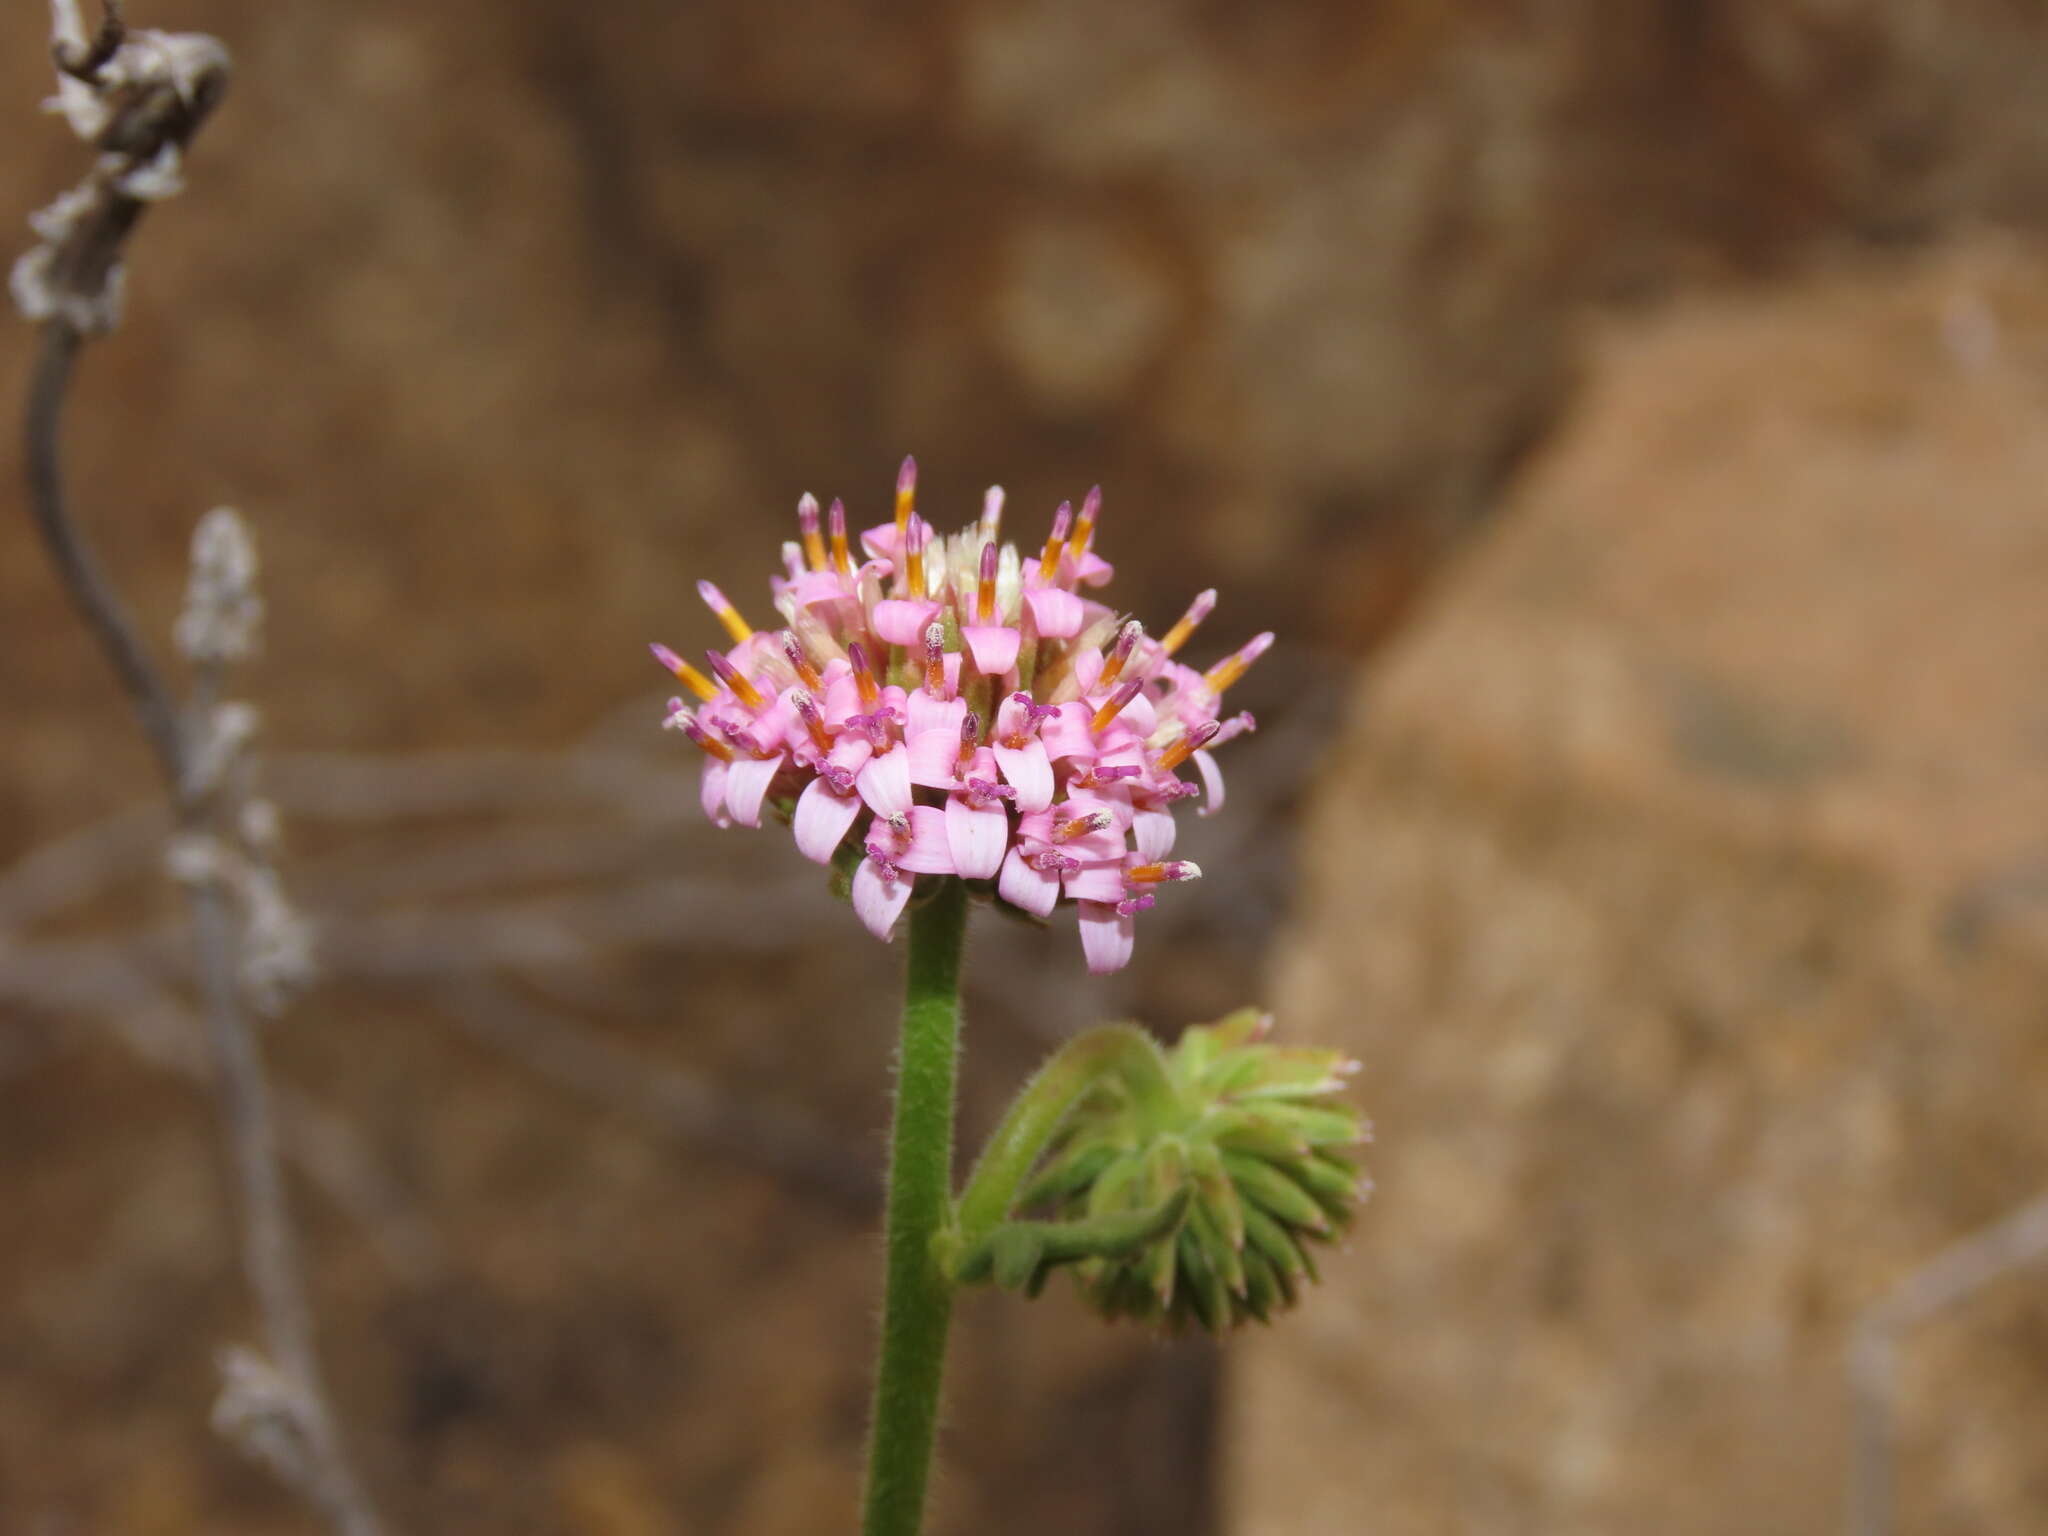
xmin=1 ymin=1 xmax=2046 ymax=1532
xmin=1237 ymin=241 xmax=2048 ymax=1534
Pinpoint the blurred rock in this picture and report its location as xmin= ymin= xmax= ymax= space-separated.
xmin=1233 ymin=236 xmax=2048 ymax=1534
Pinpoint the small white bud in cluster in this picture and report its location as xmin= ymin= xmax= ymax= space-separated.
xmin=10 ymin=186 xmax=126 ymax=331
xmin=176 ymin=508 xmax=263 ymax=663
xmin=165 ymin=831 xmax=229 ymax=888
xmin=14 ymin=0 xmax=229 ymax=332
xmin=46 ymin=0 xmax=230 ymax=142
xmin=239 ymin=797 xmax=283 ymax=856
xmin=163 ymin=829 xmax=319 ymax=1014
xmin=114 ymin=143 xmax=187 ymax=203
xmin=211 ymin=1345 xmax=318 ymax=1494
xmin=181 ymin=700 xmax=262 ymax=800
xmin=237 ymin=865 xmax=317 ymax=1016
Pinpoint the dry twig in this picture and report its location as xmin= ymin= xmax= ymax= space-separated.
xmin=12 ymin=4 xmax=383 ymax=1530
xmin=1847 ymin=1190 xmax=2048 ymax=1536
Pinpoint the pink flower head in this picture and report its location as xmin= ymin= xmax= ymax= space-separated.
xmin=650 ymin=466 xmax=1268 ymax=973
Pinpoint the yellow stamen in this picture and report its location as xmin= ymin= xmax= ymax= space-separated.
xmin=1154 ymin=721 xmax=1217 ymax=773
xmin=1159 ymin=589 xmax=1216 ymax=658
xmin=698 ymin=580 xmax=753 ymax=645
xmin=1037 ymin=501 xmax=1072 ymax=583
xmin=894 ymin=456 xmax=916 ymax=544
xmin=798 ymin=496 xmax=828 ymax=572
xmin=670 ymin=707 xmax=735 ymax=762
xmin=829 ymin=498 xmax=852 ymax=577
xmin=849 ymin=642 xmax=880 ymax=710
xmin=1096 ymin=620 xmax=1142 ymax=691
xmin=905 ymin=517 xmax=925 ymax=596
xmin=976 ymin=543 xmax=998 ymax=623
xmin=1073 ymin=485 xmax=1101 ymax=552
xmin=705 ymin=650 xmax=765 ymax=711
xmin=671 ymin=659 xmax=717 ymax=702
xmin=1203 ymin=632 xmax=1272 ymax=695
xmin=1053 ymin=812 xmax=1110 ymax=842
xmin=1125 ymin=862 xmax=1195 ymax=884
xmin=782 ymin=634 xmax=824 ymax=693
xmin=795 ymin=696 xmax=834 ymax=754
xmin=723 ymin=671 xmax=765 ymax=711
xmin=1090 ymin=680 xmax=1141 ymax=733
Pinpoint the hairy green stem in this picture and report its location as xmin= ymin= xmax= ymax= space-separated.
xmin=952 ymin=1024 xmax=1178 ymax=1256
xmin=861 ymin=877 xmax=970 ymax=1536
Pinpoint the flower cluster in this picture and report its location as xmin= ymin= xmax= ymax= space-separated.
xmin=1006 ymin=1011 xmax=1368 ymax=1332
xmin=653 ymin=460 xmax=1266 ymax=972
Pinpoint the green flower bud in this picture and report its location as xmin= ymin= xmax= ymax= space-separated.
xmin=953 ymin=1009 xmax=1370 ymax=1333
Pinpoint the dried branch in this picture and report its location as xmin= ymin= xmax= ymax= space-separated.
xmin=1847 ymin=1189 xmax=2048 ymax=1536
xmin=12 ymin=5 xmax=383 ymax=1531
xmin=432 ymin=977 xmax=876 ymax=1214
xmin=24 ymin=319 xmax=185 ymax=781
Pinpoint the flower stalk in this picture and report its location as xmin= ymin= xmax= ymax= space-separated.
xmin=861 ymin=876 xmax=969 ymax=1536
xmin=950 ymin=1024 xmax=1176 ymax=1259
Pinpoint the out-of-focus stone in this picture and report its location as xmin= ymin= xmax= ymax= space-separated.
xmin=1231 ymin=237 xmax=2048 ymax=1534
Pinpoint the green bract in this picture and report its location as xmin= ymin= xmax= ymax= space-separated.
xmin=950 ymin=1010 xmax=1370 ymax=1333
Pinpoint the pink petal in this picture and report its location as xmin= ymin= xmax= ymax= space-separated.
xmin=963 ymin=625 xmax=1021 ymax=676
xmin=826 ymin=733 xmax=874 ymax=777
xmin=1069 ymin=648 xmax=1105 ymax=695
xmin=1132 ymin=809 xmax=1176 ymax=862
xmin=730 ymin=632 xmax=786 ymax=671
xmin=993 ymin=692 xmax=1037 ymax=740
xmin=998 ymin=846 xmax=1061 ymax=917
xmin=905 ymin=692 xmax=967 ymax=739
xmin=700 ymin=760 xmax=732 ymax=828
xmin=784 ymin=570 xmax=850 ymax=608
xmin=859 ymin=523 xmax=903 ymax=567
xmin=741 ymin=692 xmax=798 ymax=753
xmin=1022 ymin=586 xmax=1084 ymax=638
xmin=892 ymin=805 xmax=957 ymax=874
xmin=1090 ymin=740 xmax=1145 ymax=778
xmin=1063 ymin=860 xmax=1127 ymax=903
xmin=852 ymin=858 xmax=915 ymax=940
xmin=907 ymin=728 xmax=964 ymax=788
xmin=1072 ymin=551 xmax=1114 ymax=587
xmin=724 ymin=754 xmax=783 ymax=828
xmin=1193 ymin=748 xmax=1225 ymax=817
xmin=993 ymin=741 xmax=1053 ymax=813
xmin=1101 ymin=691 xmax=1156 ymax=739
xmin=945 ymin=797 xmax=1009 ymax=879
xmin=1038 ymin=701 xmax=1095 ymax=760
xmin=822 ymin=673 xmax=864 ymax=726
xmin=793 ymin=779 xmax=862 ymax=863
xmin=1045 ymin=811 xmax=1126 ymax=864
xmin=874 ymin=598 xmax=942 ymax=646
xmin=857 ymin=749 xmax=913 ymax=821
xmin=1078 ymin=901 xmax=1136 ymax=974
